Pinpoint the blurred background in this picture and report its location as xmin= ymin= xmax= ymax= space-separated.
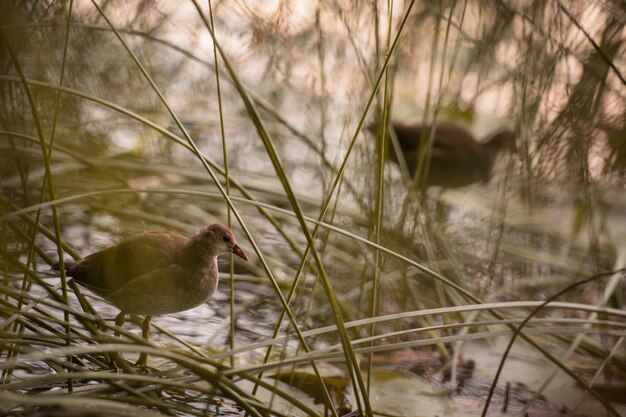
xmin=1 ymin=1 xmax=625 ymax=416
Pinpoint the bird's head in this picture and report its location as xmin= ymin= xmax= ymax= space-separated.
xmin=192 ymin=224 xmax=248 ymax=261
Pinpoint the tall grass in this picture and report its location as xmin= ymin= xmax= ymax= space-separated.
xmin=1 ymin=1 xmax=625 ymax=416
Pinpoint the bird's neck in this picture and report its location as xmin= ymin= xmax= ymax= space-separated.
xmin=179 ymin=239 xmax=219 ymax=270
xmin=178 ymin=241 xmax=221 ymax=298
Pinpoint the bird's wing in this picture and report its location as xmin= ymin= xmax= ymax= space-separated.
xmin=431 ymin=124 xmax=481 ymax=156
xmin=106 ymin=264 xmax=201 ymax=315
xmin=68 ymin=231 xmax=188 ymax=295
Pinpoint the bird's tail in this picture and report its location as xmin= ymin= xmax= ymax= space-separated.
xmin=51 ymin=261 xmax=76 ymax=271
xmin=484 ymin=129 xmax=516 ymax=153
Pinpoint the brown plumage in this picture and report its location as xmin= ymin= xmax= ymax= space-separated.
xmin=390 ymin=122 xmax=515 ymax=188
xmin=54 ymin=223 xmax=247 ymax=366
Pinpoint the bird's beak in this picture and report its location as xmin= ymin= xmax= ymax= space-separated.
xmin=231 ymin=244 xmax=248 ymax=261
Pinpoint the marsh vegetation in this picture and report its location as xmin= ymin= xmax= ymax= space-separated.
xmin=1 ymin=1 xmax=625 ymax=416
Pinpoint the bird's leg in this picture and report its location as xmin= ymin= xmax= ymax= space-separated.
xmin=104 ymin=312 xmax=129 ymax=371
xmin=135 ymin=315 xmax=152 ymax=367
xmin=114 ymin=312 xmax=126 ymax=337
xmin=434 ymin=188 xmax=449 ymax=225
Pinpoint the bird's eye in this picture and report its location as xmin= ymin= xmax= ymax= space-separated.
xmin=222 ymin=235 xmax=230 ymax=242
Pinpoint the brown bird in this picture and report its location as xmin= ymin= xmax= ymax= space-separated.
xmin=54 ymin=223 xmax=247 ymax=366
xmin=390 ymin=122 xmax=515 ymax=188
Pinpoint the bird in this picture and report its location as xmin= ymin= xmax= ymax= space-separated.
xmin=53 ymin=223 xmax=248 ymax=366
xmin=389 ymin=122 xmax=515 ymax=188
